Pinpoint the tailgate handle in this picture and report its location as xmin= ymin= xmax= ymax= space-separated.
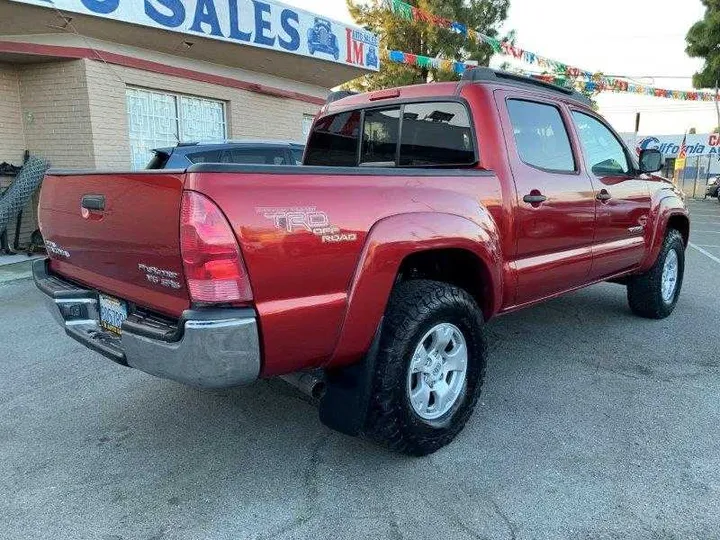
xmin=81 ymin=195 xmax=105 ymax=212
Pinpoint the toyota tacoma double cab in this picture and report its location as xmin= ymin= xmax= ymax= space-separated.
xmin=34 ymin=68 xmax=689 ymax=455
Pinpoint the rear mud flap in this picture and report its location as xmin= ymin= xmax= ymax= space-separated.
xmin=319 ymin=318 xmax=383 ymax=437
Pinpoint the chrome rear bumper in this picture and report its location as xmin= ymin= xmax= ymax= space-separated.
xmin=33 ymin=259 xmax=260 ymax=388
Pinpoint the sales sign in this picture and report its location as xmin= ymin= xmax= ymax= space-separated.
xmin=10 ymin=0 xmax=380 ymax=71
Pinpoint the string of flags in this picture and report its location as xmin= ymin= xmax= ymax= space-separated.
xmin=381 ymin=49 xmax=474 ymax=75
xmin=383 ymin=0 xmax=718 ymax=102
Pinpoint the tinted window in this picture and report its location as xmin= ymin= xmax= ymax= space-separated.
xmin=361 ymin=108 xmax=400 ymax=165
xmin=225 ymin=148 xmax=289 ymax=165
xmin=187 ymin=150 xmax=223 ymax=164
xmin=305 ymin=111 xmax=361 ymax=166
xmin=145 ymin=151 xmax=170 ymax=169
xmin=572 ymin=112 xmax=630 ymax=175
xmin=291 ymin=148 xmax=304 ymax=164
xmin=400 ymin=103 xmax=475 ymax=166
xmin=507 ymin=100 xmax=575 ymax=172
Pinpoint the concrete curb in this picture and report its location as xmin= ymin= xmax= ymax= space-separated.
xmin=0 ymin=259 xmax=34 ymax=285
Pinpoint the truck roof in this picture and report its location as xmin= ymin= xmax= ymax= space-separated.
xmin=323 ymin=67 xmax=593 ymax=115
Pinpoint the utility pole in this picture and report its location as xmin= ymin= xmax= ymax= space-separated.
xmin=715 ymin=80 xmax=720 ymax=133
xmin=714 ymin=81 xmax=720 ymax=189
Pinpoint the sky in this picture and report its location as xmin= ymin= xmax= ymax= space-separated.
xmin=282 ymin=0 xmax=717 ymax=136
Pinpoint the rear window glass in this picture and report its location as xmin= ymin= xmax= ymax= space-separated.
xmin=507 ymin=99 xmax=575 ymax=172
xmin=291 ymin=148 xmax=304 ymax=164
xmin=146 ymin=151 xmax=170 ymax=169
xmin=361 ymin=108 xmax=400 ymax=166
xmin=400 ymin=103 xmax=475 ymax=166
xmin=305 ymin=102 xmax=478 ymax=168
xmin=304 ymin=111 xmax=361 ymax=166
xmin=224 ymin=148 xmax=289 ymax=165
xmin=187 ymin=150 xmax=224 ymax=164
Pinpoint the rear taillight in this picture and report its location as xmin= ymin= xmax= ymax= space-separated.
xmin=180 ymin=191 xmax=253 ymax=304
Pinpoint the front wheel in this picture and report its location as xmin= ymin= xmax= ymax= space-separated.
xmin=627 ymin=229 xmax=685 ymax=319
xmin=364 ymin=280 xmax=486 ymax=456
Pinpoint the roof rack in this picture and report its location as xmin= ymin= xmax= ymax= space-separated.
xmin=461 ymin=67 xmax=592 ymax=106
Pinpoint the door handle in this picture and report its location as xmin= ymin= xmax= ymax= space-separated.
xmin=596 ymin=190 xmax=612 ymax=202
xmin=523 ymin=193 xmax=548 ymax=204
xmin=81 ymin=195 xmax=105 ymax=211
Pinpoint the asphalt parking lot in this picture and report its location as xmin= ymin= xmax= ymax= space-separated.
xmin=1 ymin=199 xmax=719 ymax=540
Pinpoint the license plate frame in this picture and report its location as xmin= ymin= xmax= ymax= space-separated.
xmin=98 ymin=294 xmax=128 ymax=335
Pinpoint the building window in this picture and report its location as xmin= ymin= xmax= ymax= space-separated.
xmin=126 ymin=88 xmax=226 ymax=169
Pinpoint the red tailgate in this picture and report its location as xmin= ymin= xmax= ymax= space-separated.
xmin=39 ymin=171 xmax=190 ymax=318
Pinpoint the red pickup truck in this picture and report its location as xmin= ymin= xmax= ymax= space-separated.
xmin=34 ymin=68 xmax=689 ymax=455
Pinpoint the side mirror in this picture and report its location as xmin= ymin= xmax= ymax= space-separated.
xmin=639 ymin=148 xmax=663 ymax=174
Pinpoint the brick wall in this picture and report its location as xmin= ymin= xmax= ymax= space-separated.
xmin=4 ymin=60 xmax=95 ymax=249
xmin=0 ymin=63 xmax=25 ymax=165
xmin=84 ymin=60 xmax=130 ymax=169
xmin=0 ymin=64 xmax=29 ymax=250
xmin=84 ymin=60 xmax=320 ymax=168
xmin=18 ymin=60 xmax=95 ymax=169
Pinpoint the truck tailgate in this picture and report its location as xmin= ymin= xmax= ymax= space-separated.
xmin=39 ymin=171 xmax=190 ymax=317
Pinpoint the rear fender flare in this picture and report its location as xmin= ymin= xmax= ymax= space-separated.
xmin=640 ymin=192 xmax=689 ymax=272
xmin=328 ymin=211 xmax=502 ymax=368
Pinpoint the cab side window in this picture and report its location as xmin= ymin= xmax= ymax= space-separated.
xmin=304 ymin=110 xmax=361 ymax=166
xmin=400 ymin=102 xmax=475 ymax=166
xmin=361 ymin=108 xmax=401 ymax=166
xmin=305 ymin=101 xmax=477 ymax=168
xmin=572 ymin=112 xmax=631 ymax=176
xmin=507 ymin=99 xmax=575 ymax=173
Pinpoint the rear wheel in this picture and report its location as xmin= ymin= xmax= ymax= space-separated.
xmin=364 ymin=280 xmax=486 ymax=456
xmin=627 ymin=229 xmax=685 ymax=319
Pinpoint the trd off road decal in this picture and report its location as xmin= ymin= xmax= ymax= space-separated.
xmin=257 ymin=206 xmax=357 ymax=244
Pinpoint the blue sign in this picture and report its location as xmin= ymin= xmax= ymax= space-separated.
xmin=633 ymin=134 xmax=720 ymax=157
xmin=307 ymin=18 xmax=339 ymax=61
xmin=10 ymin=0 xmax=379 ymax=71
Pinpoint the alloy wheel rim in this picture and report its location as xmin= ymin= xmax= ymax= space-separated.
xmin=407 ymin=323 xmax=468 ymax=421
xmin=661 ymin=249 xmax=679 ymax=304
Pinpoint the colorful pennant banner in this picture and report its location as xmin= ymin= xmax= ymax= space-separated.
xmin=384 ymin=0 xmax=717 ymax=102
xmin=382 ymin=49 xmax=718 ymax=102
xmin=382 ymin=49 xmax=473 ymax=74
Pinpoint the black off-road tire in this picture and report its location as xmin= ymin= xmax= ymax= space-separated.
xmin=627 ymin=229 xmax=685 ymax=319
xmin=363 ymin=280 xmax=486 ymax=456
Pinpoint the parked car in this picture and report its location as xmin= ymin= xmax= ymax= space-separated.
xmin=707 ymin=176 xmax=720 ymax=199
xmin=34 ymin=68 xmax=689 ymax=456
xmin=146 ymin=140 xmax=305 ymax=169
xmin=307 ymin=18 xmax=339 ymax=60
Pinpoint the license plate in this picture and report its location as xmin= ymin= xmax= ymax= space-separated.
xmin=99 ymin=294 xmax=128 ymax=335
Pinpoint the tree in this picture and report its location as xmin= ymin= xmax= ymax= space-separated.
xmin=689 ymin=127 xmax=697 ymax=134
xmin=686 ymin=1 xmax=720 ymax=89
xmin=345 ymin=0 xmax=510 ymax=91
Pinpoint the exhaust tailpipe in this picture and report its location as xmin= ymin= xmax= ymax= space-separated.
xmin=280 ymin=372 xmax=326 ymax=400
